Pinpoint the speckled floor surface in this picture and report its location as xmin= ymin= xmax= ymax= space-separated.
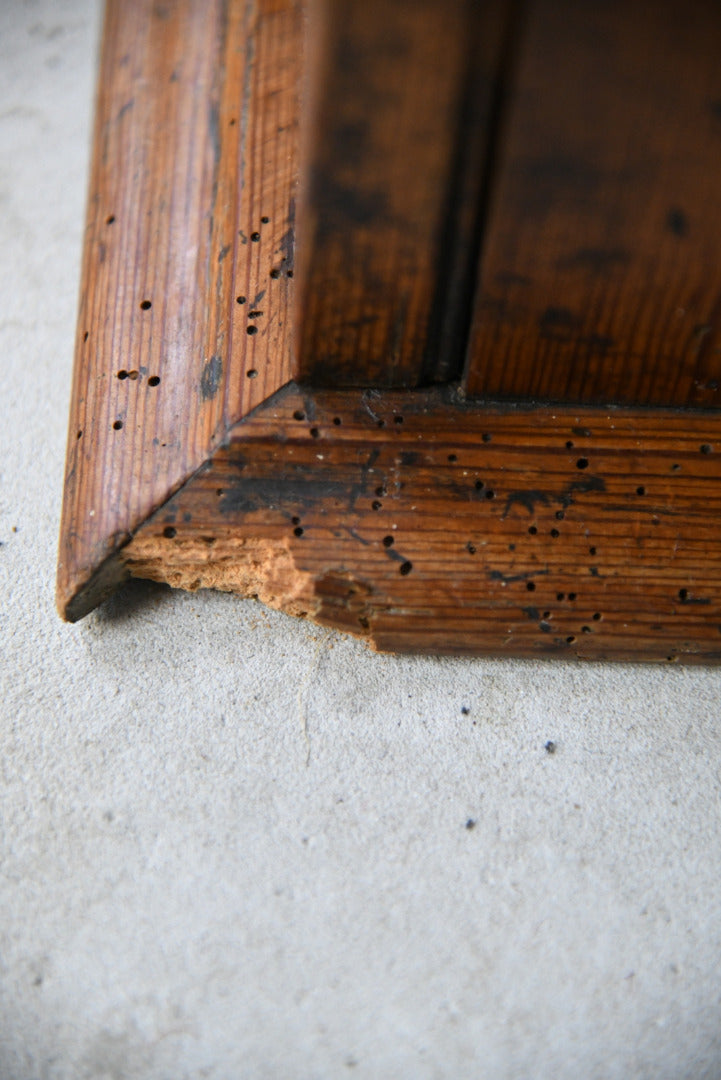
xmin=2 ymin=3 xmax=721 ymax=1078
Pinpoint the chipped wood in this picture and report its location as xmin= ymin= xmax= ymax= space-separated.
xmin=59 ymin=0 xmax=721 ymax=662
xmin=57 ymin=0 xmax=301 ymax=620
xmin=120 ymin=385 xmax=721 ymax=662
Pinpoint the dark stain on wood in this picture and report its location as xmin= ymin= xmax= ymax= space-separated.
xmin=555 ymin=248 xmax=631 ymax=273
xmin=296 ymin=0 xmax=514 ymax=388
xmin=57 ymin=0 xmax=302 ymax=620
xmin=503 ymin=475 xmax=605 ymax=518
xmin=112 ymin=386 xmax=721 ymax=661
xmin=219 ymin=474 xmax=352 ymax=514
xmin=666 ymin=207 xmax=689 ymax=237
xmin=59 ymin=0 xmax=721 ymax=668
xmin=466 ymin=0 xmax=721 ymax=407
xmin=538 ymin=306 xmax=581 ymax=339
xmin=200 ymin=355 xmax=223 ymax=400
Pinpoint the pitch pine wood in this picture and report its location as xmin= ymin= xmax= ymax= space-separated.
xmin=122 ymin=385 xmax=721 ymax=662
xmin=296 ymin=0 xmax=512 ymax=387
xmin=465 ymin=0 xmax=721 ymax=407
xmin=59 ymin=0 xmax=721 ymax=662
xmin=57 ymin=0 xmax=301 ymax=620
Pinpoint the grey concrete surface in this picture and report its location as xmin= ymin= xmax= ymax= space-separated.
xmin=2 ymin=2 xmax=721 ymax=1077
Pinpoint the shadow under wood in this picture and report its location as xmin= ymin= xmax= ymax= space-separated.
xmin=92 ymin=578 xmax=175 ymax=625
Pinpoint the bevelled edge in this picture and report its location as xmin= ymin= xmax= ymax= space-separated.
xmin=57 ymin=0 xmax=301 ymax=621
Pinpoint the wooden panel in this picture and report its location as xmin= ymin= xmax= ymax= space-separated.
xmin=296 ymin=0 xmax=512 ymax=387
xmin=465 ymin=0 xmax=721 ymax=407
xmin=120 ymin=385 xmax=721 ymax=663
xmin=57 ymin=0 xmax=301 ymax=621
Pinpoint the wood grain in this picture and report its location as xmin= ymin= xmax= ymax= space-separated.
xmin=122 ymin=385 xmax=721 ymax=662
xmin=60 ymin=0 xmax=721 ymax=662
xmin=295 ymin=0 xmax=512 ymax=387
xmin=57 ymin=0 xmax=301 ymax=621
xmin=465 ymin=0 xmax=721 ymax=407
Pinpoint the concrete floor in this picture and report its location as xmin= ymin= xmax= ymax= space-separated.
xmin=2 ymin=2 xmax=721 ymax=1077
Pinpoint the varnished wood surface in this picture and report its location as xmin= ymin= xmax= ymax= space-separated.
xmin=466 ymin=0 xmax=721 ymax=407
xmin=122 ymin=385 xmax=721 ymax=662
xmin=60 ymin=0 xmax=721 ymax=660
xmin=296 ymin=0 xmax=512 ymax=387
xmin=57 ymin=0 xmax=301 ymax=620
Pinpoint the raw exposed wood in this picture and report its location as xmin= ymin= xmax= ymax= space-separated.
xmin=57 ymin=0 xmax=301 ymax=621
xmin=465 ymin=0 xmax=721 ymax=406
xmin=295 ymin=0 xmax=513 ymax=387
xmin=125 ymin=533 xmax=316 ymax=618
xmin=59 ymin=0 xmax=721 ymax=662
xmin=121 ymin=384 xmax=721 ymax=662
